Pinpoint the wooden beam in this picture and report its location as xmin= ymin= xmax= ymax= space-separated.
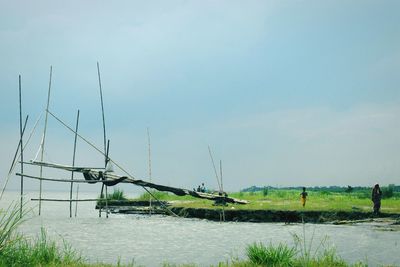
xmin=15 ymin=173 xmax=129 ymax=184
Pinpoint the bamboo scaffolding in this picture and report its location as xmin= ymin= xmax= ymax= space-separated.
xmin=7 ymin=67 xmax=221 ymax=219
xmin=69 ymin=110 xmax=80 ymax=218
xmin=39 ymin=66 xmax=52 ymax=215
xmin=40 ymin=111 xmax=247 ymax=212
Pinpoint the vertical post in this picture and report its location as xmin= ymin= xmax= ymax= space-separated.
xmin=220 ymin=160 xmax=223 ymax=194
xmin=75 ymin=184 xmax=79 ymax=217
xmin=99 ymin=187 xmax=104 ymax=217
xmin=69 ymin=110 xmax=80 ymax=218
xmin=18 ymin=75 xmax=24 ymax=218
xmin=99 ymin=140 xmax=110 ymax=217
xmin=220 ymin=160 xmax=225 ymax=222
xmin=105 ymin=140 xmax=110 ymax=218
xmin=39 ymin=66 xmax=52 ymax=215
xmin=105 ymin=183 xmax=109 ymax=218
xmin=147 ymin=127 xmax=152 ymax=215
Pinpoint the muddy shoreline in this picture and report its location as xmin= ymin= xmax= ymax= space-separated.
xmin=96 ymin=201 xmax=400 ymax=223
xmin=170 ymin=207 xmax=400 ymax=223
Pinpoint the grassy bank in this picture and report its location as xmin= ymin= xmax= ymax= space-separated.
xmin=133 ymin=188 xmax=400 ymax=214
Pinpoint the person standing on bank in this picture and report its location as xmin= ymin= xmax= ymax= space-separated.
xmin=300 ymin=187 xmax=308 ymax=207
xmin=371 ymin=184 xmax=382 ymax=214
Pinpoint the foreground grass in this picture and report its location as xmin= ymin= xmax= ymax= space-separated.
xmin=0 ymin=228 xmax=85 ymax=266
xmin=163 ymin=241 xmax=368 ymax=267
xmin=0 ymin=203 xmax=135 ymax=267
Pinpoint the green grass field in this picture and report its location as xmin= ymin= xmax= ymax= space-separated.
xmin=136 ymin=189 xmax=400 ymax=213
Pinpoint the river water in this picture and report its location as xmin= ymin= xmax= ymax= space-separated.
xmin=0 ymin=191 xmax=399 ymax=266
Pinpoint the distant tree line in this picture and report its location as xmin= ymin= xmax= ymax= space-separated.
xmin=241 ymin=184 xmax=400 ymax=199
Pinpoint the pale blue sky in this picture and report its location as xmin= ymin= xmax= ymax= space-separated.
xmin=1 ymin=0 xmax=399 ymax=193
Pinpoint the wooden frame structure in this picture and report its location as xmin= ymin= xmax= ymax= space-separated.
xmin=2 ymin=64 xmax=248 ymax=219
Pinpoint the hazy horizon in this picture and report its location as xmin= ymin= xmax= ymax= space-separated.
xmin=1 ymin=1 xmax=400 ymax=193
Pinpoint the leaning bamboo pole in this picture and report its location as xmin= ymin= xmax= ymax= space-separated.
xmin=97 ymin=62 xmax=109 ymax=218
xmin=0 ymin=115 xmax=28 ymax=201
xmin=39 ymin=66 xmax=52 ymax=215
xmin=9 ymin=115 xmax=28 ymax=175
xmin=208 ymin=146 xmax=222 ymax=192
xmin=18 ymin=75 xmax=24 ymax=218
xmin=0 ymin=112 xmax=43 ymax=201
xmin=69 ymin=110 xmax=80 ymax=218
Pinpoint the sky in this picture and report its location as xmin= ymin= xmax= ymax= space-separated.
xmin=0 ymin=0 xmax=399 ymax=194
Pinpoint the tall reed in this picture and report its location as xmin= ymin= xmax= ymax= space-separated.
xmin=0 ymin=202 xmax=84 ymax=266
xmin=0 ymin=201 xmax=28 ymax=251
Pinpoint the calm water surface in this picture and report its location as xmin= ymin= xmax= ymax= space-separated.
xmin=1 ymin=191 xmax=399 ymax=266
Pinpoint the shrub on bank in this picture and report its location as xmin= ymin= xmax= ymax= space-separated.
xmin=98 ymin=188 xmax=127 ymax=201
xmin=246 ymin=242 xmax=295 ymax=266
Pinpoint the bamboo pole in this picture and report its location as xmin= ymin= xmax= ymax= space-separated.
xmin=39 ymin=66 xmax=52 ymax=215
xmin=16 ymin=173 xmax=129 ymax=183
xmin=0 ymin=115 xmax=27 ymax=202
xmin=220 ymin=160 xmax=225 ymax=222
xmin=70 ymin=110 xmax=80 ymax=218
xmin=97 ymin=63 xmax=107 ymax=157
xmin=18 ymin=75 xmax=24 ymax=218
xmin=9 ymin=115 xmax=28 ymax=175
xmin=0 ymin=113 xmax=43 ymax=201
xmin=105 ymin=140 xmax=110 ymax=218
xmin=32 ymin=198 xmax=98 ymax=202
xmin=208 ymin=146 xmax=221 ymax=192
xmin=99 ymin=140 xmax=110 ymax=218
xmin=97 ymin=62 xmax=108 ymax=218
xmin=75 ymin=185 xmax=79 ymax=217
xmin=220 ymin=160 xmax=224 ymax=194
xmin=147 ymin=127 xmax=152 ymax=215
